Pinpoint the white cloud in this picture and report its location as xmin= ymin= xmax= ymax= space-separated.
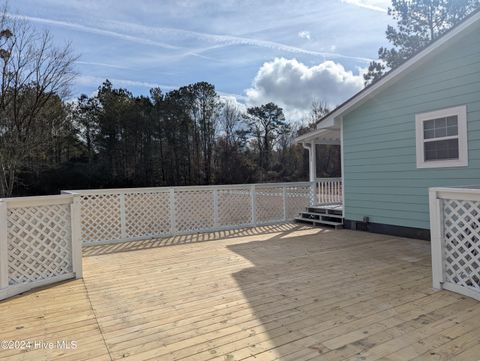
xmin=75 ymin=75 xmax=179 ymax=90
xmin=340 ymin=0 xmax=389 ymax=13
xmin=298 ymin=31 xmax=311 ymax=40
xmin=75 ymin=61 xmax=129 ymax=70
xmin=17 ymin=11 xmax=373 ymax=64
xmin=219 ymin=95 xmax=248 ymax=113
xmin=245 ymin=58 xmax=364 ymax=120
xmin=106 ymin=19 xmax=373 ymax=63
xmin=8 ymin=13 xmax=180 ymax=50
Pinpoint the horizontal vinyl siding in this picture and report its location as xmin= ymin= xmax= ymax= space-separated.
xmin=343 ymin=26 xmax=480 ymax=230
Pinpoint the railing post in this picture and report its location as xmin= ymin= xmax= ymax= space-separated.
xmin=119 ymin=193 xmax=127 ymax=239
xmin=309 ymin=182 xmax=316 ymax=206
xmin=328 ymin=181 xmax=331 ymax=203
xmin=213 ymin=189 xmax=219 ymax=228
xmin=0 ymin=200 xmax=9 ymax=290
xmin=282 ymin=186 xmax=287 ymax=221
xmin=70 ymin=196 xmax=83 ymax=279
xmin=331 ymin=181 xmax=334 ymax=203
xmin=251 ymin=184 xmax=257 ymax=226
xmin=429 ymin=189 xmax=444 ymax=290
xmin=317 ymin=180 xmax=320 ymax=204
xmin=334 ymin=181 xmax=337 ymax=203
xmin=335 ymin=180 xmax=339 ymax=203
xmin=338 ymin=180 xmax=341 ymax=203
xmin=169 ymin=188 xmax=176 ymax=234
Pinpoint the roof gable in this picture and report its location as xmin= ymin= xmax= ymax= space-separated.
xmin=316 ymin=10 xmax=480 ymax=130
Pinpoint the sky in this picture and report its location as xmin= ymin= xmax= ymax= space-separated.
xmin=13 ymin=0 xmax=392 ymax=120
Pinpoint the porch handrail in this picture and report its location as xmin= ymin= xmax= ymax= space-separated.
xmin=316 ymin=178 xmax=342 ymax=204
xmin=316 ymin=177 xmax=342 ymax=182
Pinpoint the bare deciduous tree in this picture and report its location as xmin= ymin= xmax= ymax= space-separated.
xmin=0 ymin=10 xmax=77 ymax=196
xmin=309 ymin=99 xmax=330 ymax=125
xmin=221 ymin=99 xmax=242 ymax=147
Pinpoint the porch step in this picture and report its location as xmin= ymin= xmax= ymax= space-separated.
xmin=307 ymin=204 xmax=343 ymax=216
xmin=294 ymin=216 xmax=343 ymax=229
xmin=300 ymin=211 xmax=343 ymax=219
xmin=295 ymin=203 xmax=344 ymax=229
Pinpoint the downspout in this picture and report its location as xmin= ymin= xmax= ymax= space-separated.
xmin=302 ymin=142 xmax=316 ymax=182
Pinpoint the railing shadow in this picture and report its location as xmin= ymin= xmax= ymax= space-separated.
xmin=82 ymin=223 xmax=325 ymax=257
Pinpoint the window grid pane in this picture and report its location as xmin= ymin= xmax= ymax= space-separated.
xmin=423 ymin=116 xmax=458 ymax=140
xmin=424 ymin=138 xmax=459 ymax=161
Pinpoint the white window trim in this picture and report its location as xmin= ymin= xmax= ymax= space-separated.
xmin=415 ymin=105 xmax=468 ymax=169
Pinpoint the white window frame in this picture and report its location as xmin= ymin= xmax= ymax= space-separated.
xmin=415 ymin=105 xmax=468 ymax=169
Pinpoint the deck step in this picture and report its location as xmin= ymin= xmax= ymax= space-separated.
xmin=300 ymin=211 xmax=343 ymax=219
xmin=306 ymin=208 xmax=343 ymax=216
xmin=294 ymin=217 xmax=343 ymax=229
xmin=295 ymin=203 xmax=344 ymax=229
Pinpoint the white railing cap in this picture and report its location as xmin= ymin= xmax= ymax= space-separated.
xmin=62 ymin=181 xmax=315 ymax=195
xmin=0 ymin=194 xmax=74 ymax=208
xmin=316 ymin=177 xmax=342 ymax=182
xmin=430 ymin=186 xmax=480 ymax=201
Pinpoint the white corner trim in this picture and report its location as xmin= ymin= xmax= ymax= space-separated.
xmin=415 ymin=105 xmax=468 ymax=169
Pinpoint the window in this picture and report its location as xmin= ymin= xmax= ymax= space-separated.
xmin=416 ymin=105 xmax=468 ymax=168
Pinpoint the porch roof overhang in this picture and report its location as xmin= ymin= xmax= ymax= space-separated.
xmin=294 ymin=127 xmax=340 ymax=145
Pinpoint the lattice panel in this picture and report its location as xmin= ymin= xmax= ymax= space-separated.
xmin=7 ymin=205 xmax=73 ymax=285
xmin=79 ymin=194 xmax=121 ymax=244
xmin=125 ymin=192 xmax=171 ymax=237
xmin=443 ymin=199 xmax=480 ymax=293
xmin=175 ymin=190 xmax=214 ymax=232
xmin=218 ymin=188 xmax=252 ymax=226
xmin=256 ymin=187 xmax=284 ymax=223
xmin=286 ymin=185 xmax=311 ymax=219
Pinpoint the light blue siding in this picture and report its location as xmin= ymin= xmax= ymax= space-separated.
xmin=343 ymin=27 xmax=480 ymax=230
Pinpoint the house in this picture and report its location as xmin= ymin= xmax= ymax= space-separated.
xmin=296 ymin=10 xmax=480 ymax=240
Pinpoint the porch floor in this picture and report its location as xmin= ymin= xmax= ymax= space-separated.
xmin=1 ymin=224 xmax=480 ymax=361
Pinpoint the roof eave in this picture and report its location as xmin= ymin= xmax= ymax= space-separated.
xmin=294 ymin=127 xmax=340 ymax=144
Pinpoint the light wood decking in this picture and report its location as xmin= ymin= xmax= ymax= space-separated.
xmin=1 ymin=224 xmax=480 ymax=361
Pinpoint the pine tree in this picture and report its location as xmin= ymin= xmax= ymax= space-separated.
xmin=364 ymin=0 xmax=480 ymax=85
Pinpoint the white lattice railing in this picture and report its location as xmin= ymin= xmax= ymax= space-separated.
xmin=0 ymin=195 xmax=82 ymax=300
xmin=316 ymin=178 xmax=342 ymax=204
xmin=429 ymin=187 xmax=480 ymax=301
xmin=63 ymin=182 xmax=315 ymax=246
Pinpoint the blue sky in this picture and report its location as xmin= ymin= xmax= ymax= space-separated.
xmin=13 ymin=0 xmax=392 ymax=119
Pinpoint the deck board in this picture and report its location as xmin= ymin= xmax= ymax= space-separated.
xmin=1 ymin=223 xmax=479 ymax=361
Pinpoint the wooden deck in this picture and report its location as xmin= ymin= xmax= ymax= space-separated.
xmin=1 ymin=223 xmax=480 ymax=361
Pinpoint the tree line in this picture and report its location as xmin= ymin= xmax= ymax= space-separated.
xmin=65 ymin=80 xmax=323 ymax=194
xmin=2 ymin=78 xmax=331 ymax=197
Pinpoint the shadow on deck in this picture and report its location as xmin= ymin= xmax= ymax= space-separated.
xmin=82 ymin=223 xmax=328 ymax=257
